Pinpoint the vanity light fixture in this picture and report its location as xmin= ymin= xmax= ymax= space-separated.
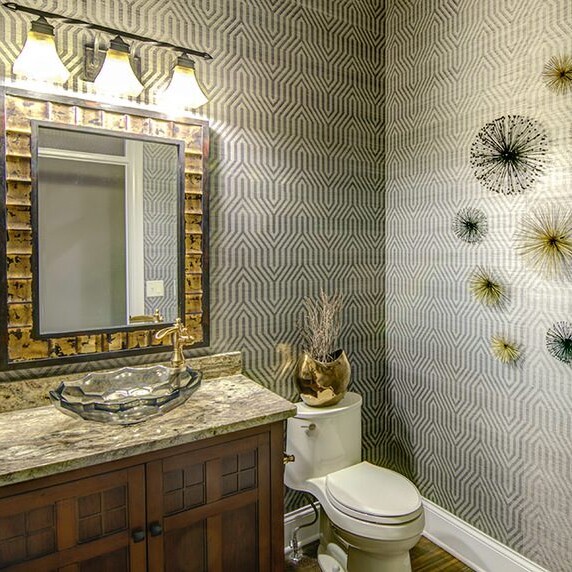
xmin=3 ymin=2 xmax=212 ymax=108
xmin=12 ymin=15 xmax=70 ymax=83
xmin=158 ymin=54 xmax=208 ymax=110
xmin=93 ymin=35 xmax=144 ymax=97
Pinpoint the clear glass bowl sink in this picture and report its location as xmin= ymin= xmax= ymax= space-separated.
xmin=49 ymin=365 xmax=202 ymax=425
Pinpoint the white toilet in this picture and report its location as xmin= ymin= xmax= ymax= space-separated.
xmin=285 ymin=392 xmax=424 ymax=572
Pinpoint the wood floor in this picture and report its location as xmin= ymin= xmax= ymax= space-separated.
xmin=411 ymin=536 xmax=473 ymax=571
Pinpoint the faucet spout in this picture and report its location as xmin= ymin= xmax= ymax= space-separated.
xmin=155 ymin=318 xmax=194 ymax=370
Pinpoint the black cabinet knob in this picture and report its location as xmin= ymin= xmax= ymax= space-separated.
xmin=131 ymin=528 xmax=146 ymax=543
xmin=149 ymin=522 xmax=163 ymax=537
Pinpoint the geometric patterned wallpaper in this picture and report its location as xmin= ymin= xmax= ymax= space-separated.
xmin=385 ymin=2 xmax=572 ymax=570
xmin=143 ymin=141 xmax=178 ymax=320
xmin=0 ymin=0 xmax=386 ymax=493
xmin=2 ymin=1 xmax=569 ymax=567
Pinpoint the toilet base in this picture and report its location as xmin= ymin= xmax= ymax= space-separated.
xmin=319 ymin=511 xmax=422 ymax=572
xmin=346 ymin=542 xmax=412 ymax=572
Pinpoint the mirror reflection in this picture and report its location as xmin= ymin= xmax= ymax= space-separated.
xmin=36 ymin=125 xmax=181 ymax=335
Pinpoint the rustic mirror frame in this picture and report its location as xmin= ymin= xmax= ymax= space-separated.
xmin=0 ymin=88 xmax=210 ymax=370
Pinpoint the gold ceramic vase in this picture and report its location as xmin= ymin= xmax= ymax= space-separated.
xmin=295 ymin=349 xmax=350 ymax=407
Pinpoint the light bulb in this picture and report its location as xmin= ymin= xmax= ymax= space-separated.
xmin=93 ymin=36 xmax=144 ymax=97
xmin=13 ymin=17 xmax=70 ymax=83
xmin=158 ymin=54 xmax=208 ymax=110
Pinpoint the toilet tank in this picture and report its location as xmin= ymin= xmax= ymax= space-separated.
xmin=284 ymin=392 xmax=362 ymax=491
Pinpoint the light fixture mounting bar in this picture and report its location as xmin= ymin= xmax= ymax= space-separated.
xmin=2 ymin=1 xmax=213 ymax=60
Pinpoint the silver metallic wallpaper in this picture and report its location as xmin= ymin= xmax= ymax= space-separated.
xmin=385 ymin=2 xmax=572 ymax=570
xmin=142 ymin=141 xmax=178 ymax=320
xmin=4 ymin=1 xmax=568 ymax=569
xmin=0 ymin=1 xmax=386 ymax=469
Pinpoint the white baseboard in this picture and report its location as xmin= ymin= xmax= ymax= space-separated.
xmin=285 ymin=499 xmax=550 ymax=572
xmin=284 ymin=503 xmax=321 ymax=553
xmin=422 ymin=497 xmax=549 ymax=572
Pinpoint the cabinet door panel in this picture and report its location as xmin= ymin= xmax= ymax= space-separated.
xmin=0 ymin=466 xmax=146 ymax=571
xmin=147 ymin=433 xmax=271 ymax=572
xmin=164 ymin=520 xmax=207 ymax=572
xmin=220 ymin=502 xmax=259 ymax=572
xmin=79 ymin=546 xmax=129 ymax=572
xmin=0 ymin=500 xmax=57 ymax=566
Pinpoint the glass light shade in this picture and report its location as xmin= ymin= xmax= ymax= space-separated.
xmin=13 ymin=20 xmax=70 ymax=83
xmin=94 ymin=38 xmax=143 ymax=97
xmin=158 ymin=56 xmax=208 ymax=110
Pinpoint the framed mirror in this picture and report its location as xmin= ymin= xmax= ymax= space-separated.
xmin=0 ymin=88 xmax=209 ymax=370
xmin=34 ymin=122 xmax=184 ymax=335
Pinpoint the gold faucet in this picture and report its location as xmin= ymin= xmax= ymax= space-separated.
xmin=155 ymin=318 xmax=194 ymax=370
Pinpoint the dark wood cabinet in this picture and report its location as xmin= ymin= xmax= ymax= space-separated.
xmin=0 ymin=466 xmax=146 ymax=571
xmin=0 ymin=423 xmax=285 ymax=572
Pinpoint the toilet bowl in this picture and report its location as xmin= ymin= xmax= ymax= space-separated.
xmin=285 ymin=392 xmax=424 ymax=572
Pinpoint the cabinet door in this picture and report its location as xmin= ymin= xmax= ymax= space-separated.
xmin=0 ymin=466 xmax=146 ymax=572
xmin=146 ymin=433 xmax=271 ymax=572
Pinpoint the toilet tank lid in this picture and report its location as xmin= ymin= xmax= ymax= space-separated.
xmin=295 ymin=392 xmax=362 ymax=418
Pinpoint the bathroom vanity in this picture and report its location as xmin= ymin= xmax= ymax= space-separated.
xmin=0 ymin=88 xmax=298 ymax=571
xmin=0 ymin=372 xmax=296 ymax=571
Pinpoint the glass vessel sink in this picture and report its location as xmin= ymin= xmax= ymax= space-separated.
xmin=49 ymin=365 xmax=202 ymax=425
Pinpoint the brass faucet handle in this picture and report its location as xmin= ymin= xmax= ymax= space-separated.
xmin=155 ymin=318 xmax=187 ymax=341
xmin=155 ymin=318 xmax=194 ymax=370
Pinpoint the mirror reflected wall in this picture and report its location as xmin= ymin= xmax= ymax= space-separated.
xmin=35 ymin=123 xmax=181 ymax=334
xmin=1 ymin=89 xmax=209 ymax=370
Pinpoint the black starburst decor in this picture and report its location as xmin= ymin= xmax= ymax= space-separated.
xmin=470 ymin=115 xmax=548 ymax=195
xmin=546 ymin=321 xmax=572 ymax=364
xmin=453 ymin=207 xmax=488 ymax=243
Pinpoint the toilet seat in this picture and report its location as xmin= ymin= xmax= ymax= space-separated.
xmin=325 ymin=462 xmax=423 ymax=525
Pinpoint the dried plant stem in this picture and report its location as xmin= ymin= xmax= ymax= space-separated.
xmin=301 ymin=290 xmax=342 ymax=363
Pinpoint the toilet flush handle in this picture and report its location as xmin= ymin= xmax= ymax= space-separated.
xmin=293 ymin=416 xmax=316 ymax=433
xmin=300 ymin=422 xmax=316 ymax=432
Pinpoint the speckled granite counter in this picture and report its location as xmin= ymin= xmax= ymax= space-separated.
xmin=0 ymin=373 xmax=296 ymax=487
xmin=0 ymin=352 xmax=243 ymax=413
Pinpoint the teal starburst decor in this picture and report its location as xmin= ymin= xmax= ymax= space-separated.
xmin=453 ymin=207 xmax=488 ymax=244
xmin=546 ymin=322 xmax=572 ymax=364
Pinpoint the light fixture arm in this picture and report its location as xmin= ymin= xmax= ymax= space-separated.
xmin=2 ymin=1 xmax=213 ymax=60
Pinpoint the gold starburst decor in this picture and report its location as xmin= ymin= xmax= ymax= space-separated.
xmin=515 ymin=207 xmax=572 ymax=279
xmin=491 ymin=335 xmax=520 ymax=364
xmin=470 ymin=267 xmax=505 ymax=306
xmin=543 ymin=54 xmax=572 ymax=94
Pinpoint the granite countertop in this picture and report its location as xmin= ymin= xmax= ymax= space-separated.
xmin=0 ymin=374 xmax=296 ymax=487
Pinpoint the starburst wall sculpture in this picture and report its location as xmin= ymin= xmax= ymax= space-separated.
xmin=470 ymin=267 xmax=506 ymax=306
xmin=542 ymin=55 xmax=572 ymax=95
xmin=491 ymin=335 xmax=520 ymax=364
xmin=470 ymin=115 xmax=548 ymax=195
xmin=546 ymin=322 xmax=572 ymax=364
xmin=515 ymin=206 xmax=572 ymax=279
xmin=453 ymin=207 xmax=488 ymax=244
